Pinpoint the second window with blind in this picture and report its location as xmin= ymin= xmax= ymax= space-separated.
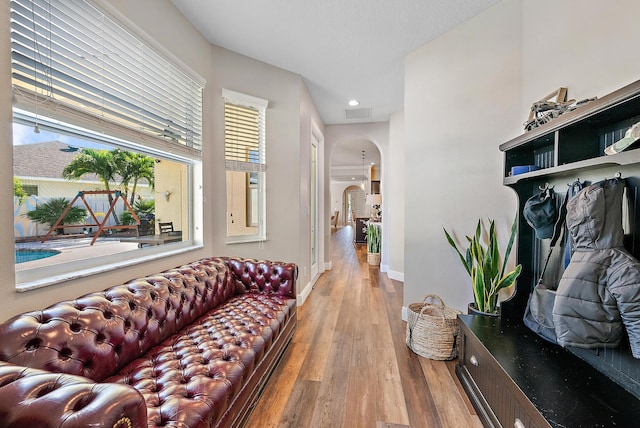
xmin=223 ymin=89 xmax=268 ymax=243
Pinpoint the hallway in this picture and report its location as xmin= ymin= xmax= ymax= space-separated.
xmin=245 ymin=225 xmax=482 ymax=427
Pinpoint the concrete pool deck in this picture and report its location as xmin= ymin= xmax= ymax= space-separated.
xmin=15 ymin=238 xmax=140 ymax=271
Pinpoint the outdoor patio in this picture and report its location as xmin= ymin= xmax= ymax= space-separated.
xmin=14 ymin=237 xmax=139 ymax=271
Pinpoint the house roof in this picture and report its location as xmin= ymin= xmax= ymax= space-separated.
xmin=13 ymin=141 xmax=99 ymax=182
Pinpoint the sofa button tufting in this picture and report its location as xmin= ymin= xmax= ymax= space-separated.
xmin=59 ymin=348 xmax=72 ymax=360
xmin=26 ymin=338 xmax=41 ymax=350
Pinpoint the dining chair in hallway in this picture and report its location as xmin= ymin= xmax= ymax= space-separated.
xmin=331 ymin=211 xmax=339 ymax=228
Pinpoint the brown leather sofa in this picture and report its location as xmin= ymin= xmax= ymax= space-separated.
xmin=0 ymin=256 xmax=297 ymax=428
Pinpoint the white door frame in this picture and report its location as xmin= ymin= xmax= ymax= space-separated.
xmin=310 ymin=119 xmax=324 ymax=283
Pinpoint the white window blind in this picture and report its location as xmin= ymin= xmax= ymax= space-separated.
xmin=10 ymin=0 xmax=204 ymax=150
xmin=223 ymin=89 xmax=267 ymax=172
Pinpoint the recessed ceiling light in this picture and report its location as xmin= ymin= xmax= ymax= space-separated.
xmin=348 ymin=99 xmax=360 ymax=107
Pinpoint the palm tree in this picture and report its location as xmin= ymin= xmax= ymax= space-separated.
xmin=62 ymin=148 xmax=156 ymax=225
xmin=113 ymin=150 xmax=155 ymax=205
xmin=24 ymin=197 xmax=87 ymax=235
xmin=121 ymin=199 xmax=155 ymax=225
xmin=62 ymin=149 xmax=119 ymax=223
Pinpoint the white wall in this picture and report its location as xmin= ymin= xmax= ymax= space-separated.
xmin=404 ymin=0 xmax=522 ymax=312
xmin=299 ymin=81 xmax=326 ymax=296
xmin=387 ymin=111 xmax=405 ymax=281
xmin=0 ymin=1 xmax=14 ymax=312
xmin=521 ymin=0 xmax=640 ymax=118
xmin=206 ymin=45 xmax=325 ymax=299
xmin=404 ymin=0 xmax=640 ymax=313
xmin=207 ymin=45 xmax=302 ymax=262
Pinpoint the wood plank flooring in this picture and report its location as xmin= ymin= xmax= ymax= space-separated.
xmin=245 ymin=225 xmax=482 ymax=428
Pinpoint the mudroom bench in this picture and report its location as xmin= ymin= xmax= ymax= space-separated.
xmin=457 ymin=315 xmax=640 ymax=427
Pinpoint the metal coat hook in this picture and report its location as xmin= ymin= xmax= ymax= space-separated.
xmin=539 ymin=182 xmax=553 ymax=191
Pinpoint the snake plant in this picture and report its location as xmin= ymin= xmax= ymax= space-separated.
xmin=443 ymin=217 xmax=522 ymax=314
xmin=366 ymin=222 xmax=381 ymax=254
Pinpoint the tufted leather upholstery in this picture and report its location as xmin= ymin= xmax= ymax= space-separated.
xmin=0 ymin=361 xmax=146 ymax=428
xmin=0 ymin=257 xmax=297 ymax=428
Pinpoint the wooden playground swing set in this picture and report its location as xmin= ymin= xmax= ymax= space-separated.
xmin=40 ymin=190 xmax=141 ymax=246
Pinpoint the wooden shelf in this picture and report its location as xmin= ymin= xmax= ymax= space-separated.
xmin=504 ymin=148 xmax=640 ymax=184
xmin=501 ymin=79 xmax=640 ymax=182
xmin=500 ymin=79 xmax=640 ymax=152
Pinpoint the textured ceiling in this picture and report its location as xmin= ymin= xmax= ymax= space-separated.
xmin=171 ymin=0 xmax=499 ymax=125
xmin=170 ymin=0 xmax=500 ymax=181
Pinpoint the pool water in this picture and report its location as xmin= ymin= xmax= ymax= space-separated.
xmin=15 ymin=249 xmax=61 ymax=264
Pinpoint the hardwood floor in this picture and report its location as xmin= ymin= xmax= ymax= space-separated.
xmin=245 ymin=225 xmax=482 ymax=428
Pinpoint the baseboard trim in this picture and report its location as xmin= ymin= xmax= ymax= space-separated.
xmin=388 ymin=269 xmax=404 ymax=282
xmin=297 ymin=279 xmax=312 ymax=306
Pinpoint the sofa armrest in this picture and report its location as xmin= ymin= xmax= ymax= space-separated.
xmin=0 ymin=362 xmax=146 ymax=428
xmin=225 ymin=257 xmax=297 ymax=299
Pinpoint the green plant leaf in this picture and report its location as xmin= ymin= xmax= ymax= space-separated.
xmin=367 ymin=223 xmax=381 ymax=253
xmin=443 ymin=227 xmax=472 ymax=276
xmin=501 ymin=215 xmax=519 ymax=278
xmin=443 ymin=215 xmax=522 ymax=314
xmin=474 ymin=262 xmax=486 ymax=312
xmin=496 ymin=265 xmax=523 ymax=293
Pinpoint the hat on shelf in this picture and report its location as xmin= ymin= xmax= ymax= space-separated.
xmin=605 ymin=122 xmax=640 ymax=155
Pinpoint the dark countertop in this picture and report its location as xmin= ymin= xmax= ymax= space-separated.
xmin=459 ymin=314 xmax=640 ymax=428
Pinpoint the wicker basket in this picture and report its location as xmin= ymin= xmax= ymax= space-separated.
xmin=406 ymin=294 xmax=462 ymax=360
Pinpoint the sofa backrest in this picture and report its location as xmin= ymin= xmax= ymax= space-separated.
xmin=224 ymin=257 xmax=297 ymax=299
xmin=0 ymin=257 xmax=238 ymax=382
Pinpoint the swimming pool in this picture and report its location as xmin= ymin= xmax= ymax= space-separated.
xmin=15 ymin=249 xmax=61 ymax=264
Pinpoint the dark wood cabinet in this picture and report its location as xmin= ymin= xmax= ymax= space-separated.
xmin=457 ymin=79 xmax=640 ymax=427
xmin=354 ymin=217 xmax=368 ymax=243
xmin=457 ymin=315 xmax=640 ymax=428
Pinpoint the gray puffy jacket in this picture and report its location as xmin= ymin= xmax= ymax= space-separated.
xmin=553 ymin=178 xmax=640 ymax=358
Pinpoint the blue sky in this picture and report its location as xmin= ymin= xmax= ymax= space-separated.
xmin=13 ymin=122 xmax=110 ymax=150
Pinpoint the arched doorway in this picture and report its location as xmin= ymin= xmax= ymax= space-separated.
xmin=343 ymin=185 xmax=365 ymax=224
xmin=330 ymin=139 xmax=381 ymax=229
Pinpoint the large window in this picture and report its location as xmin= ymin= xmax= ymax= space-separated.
xmin=223 ymin=89 xmax=267 ymax=242
xmin=10 ymin=0 xmax=204 ymax=290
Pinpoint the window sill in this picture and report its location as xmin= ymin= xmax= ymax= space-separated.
xmin=226 ymin=237 xmax=267 ymax=245
xmin=16 ymin=243 xmax=204 ymax=292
